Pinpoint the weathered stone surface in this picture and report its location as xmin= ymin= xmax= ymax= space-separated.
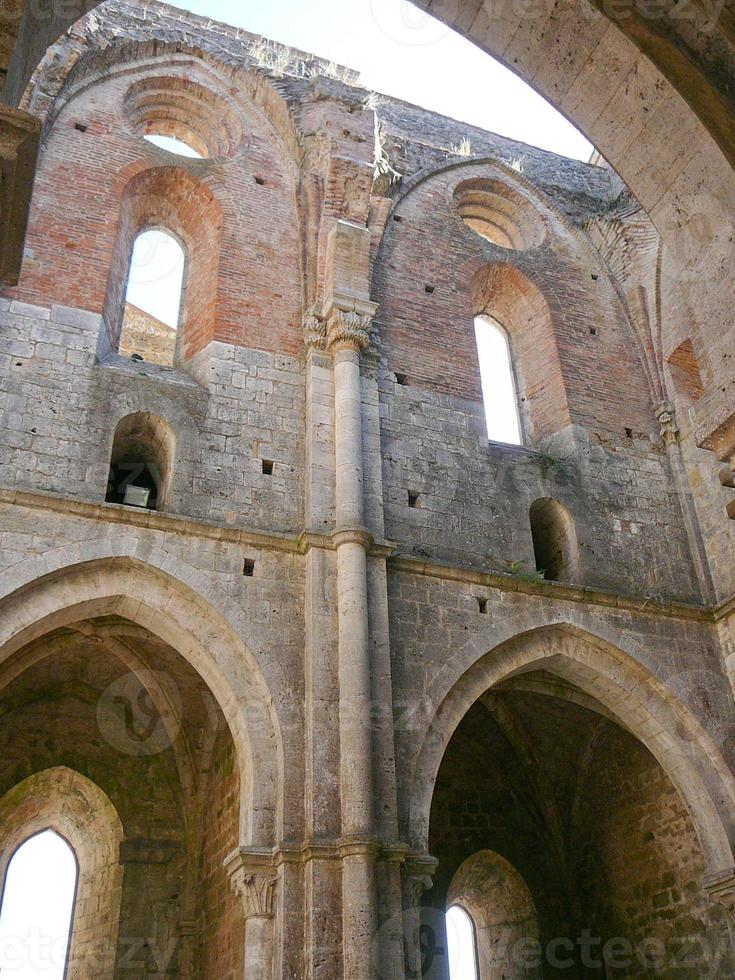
xmin=0 ymin=3 xmax=734 ymax=978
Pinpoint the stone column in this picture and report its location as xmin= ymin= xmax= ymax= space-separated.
xmin=327 ymin=302 xmax=379 ymax=978
xmin=226 ymin=850 xmax=278 ymax=980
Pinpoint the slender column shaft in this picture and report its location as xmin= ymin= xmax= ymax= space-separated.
xmin=244 ymin=916 xmax=275 ymax=980
xmin=334 ymin=347 xmax=366 ymax=528
xmin=331 ymin=331 xmax=377 ymax=978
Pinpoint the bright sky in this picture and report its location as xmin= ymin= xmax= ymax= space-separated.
xmin=0 ymin=831 xmax=76 ymax=979
xmin=169 ymin=0 xmax=592 ymax=160
xmin=446 ymin=905 xmax=479 ymax=979
xmin=125 ymin=226 xmax=185 ymax=327
xmin=475 ymin=317 xmax=523 ymax=444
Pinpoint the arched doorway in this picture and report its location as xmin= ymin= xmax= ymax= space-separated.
xmin=410 ymin=626 xmax=735 ymax=979
xmin=0 ymin=555 xmax=284 ymax=978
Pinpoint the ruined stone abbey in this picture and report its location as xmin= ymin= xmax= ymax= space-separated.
xmin=1 ymin=0 xmax=735 ymax=976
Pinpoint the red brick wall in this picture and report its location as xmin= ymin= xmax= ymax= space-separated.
xmin=10 ymin=63 xmax=303 ymax=358
xmin=372 ymin=164 xmax=657 ymax=441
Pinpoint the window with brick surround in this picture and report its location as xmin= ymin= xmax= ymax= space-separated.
xmin=103 ymin=167 xmax=222 ymax=364
xmin=0 ymin=829 xmax=77 ymax=980
xmin=472 ymin=263 xmax=571 ymax=441
xmin=119 ymin=229 xmax=185 ymax=366
xmin=474 ymin=316 xmax=522 ymax=444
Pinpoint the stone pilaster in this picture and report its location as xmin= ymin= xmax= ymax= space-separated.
xmin=226 ymin=849 xmax=278 ymax=980
xmin=401 ymin=854 xmax=439 ymax=980
xmin=704 ymin=867 xmax=735 ymax=918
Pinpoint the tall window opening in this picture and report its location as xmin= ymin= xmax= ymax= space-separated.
xmin=446 ymin=905 xmax=479 ymax=980
xmin=0 ymin=829 xmax=77 ymax=979
xmin=474 ymin=316 xmax=522 ymax=445
xmin=118 ymin=229 xmax=185 ymax=366
xmin=529 ymin=497 xmax=581 ymax=583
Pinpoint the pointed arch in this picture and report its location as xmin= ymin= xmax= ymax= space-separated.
xmin=0 ymin=767 xmax=123 ymax=978
xmin=408 ymin=624 xmax=735 ymax=880
xmin=0 ymin=554 xmax=285 ymax=846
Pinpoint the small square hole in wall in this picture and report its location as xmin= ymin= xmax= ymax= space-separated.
xmin=408 ymin=491 xmax=420 ymax=509
xmin=476 ymin=597 xmax=489 ymax=614
xmin=424 ymin=284 xmax=435 ymax=294
xmin=393 ymin=214 xmax=403 ymax=222
xmin=74 ymin=123 xmax=88 ymax=132
xmin=625 ymin=427 xmax=633 ymax=439
xmin=254 ymin=176 xmax=265 ymax=185
xmin=395 ymin=372 xmax=408 ymax=386
xmin=243 ymin=558 xmax=255 ymax=577
xmin=589 ymin=327 xmax=597 ymax=336
xmin=591 ymin=272 xmax=599 ymax=280
xmin=262 ymin=459 xmax=274 ymax=475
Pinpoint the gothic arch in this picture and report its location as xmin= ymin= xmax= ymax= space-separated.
xmin=408 ymin=623 xmax=735 ymax=879
xmin=0 ymin=766 xmax=123 ymax=978
xmin=0 ymin=552 xmax=285 ymax=846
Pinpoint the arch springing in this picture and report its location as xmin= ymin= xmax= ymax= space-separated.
xmin=0 ymin=829 xmax=77 ymax=979
xmin=474 ymin=316 xmax=522 ymax=445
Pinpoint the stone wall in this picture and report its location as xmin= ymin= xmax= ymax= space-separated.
xmin=0 ymin=4 xmax=734 ymax=979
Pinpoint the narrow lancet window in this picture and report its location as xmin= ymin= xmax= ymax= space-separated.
xmin=446 ymin=905 xmax=479 ymax=980
xmin=0 ymin=829 xmax=77 ymax=979
xmin=474 ymin=316 xmax=522 ymax=445
xmin=119 ymin=229 xmax=185 ymax=366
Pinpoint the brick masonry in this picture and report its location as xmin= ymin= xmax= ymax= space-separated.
xmin=0 ymin=2 xmax=734 ymax=978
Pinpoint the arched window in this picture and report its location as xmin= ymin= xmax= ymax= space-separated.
xmin=0 ymin=829 xmax=77 ymax=979
xmin=105 ymin=412 xmax=176 ymax=511
xmin=529 ymin=497 xmax=581 ymax=583
xmin=474 ymin=316 xmax=522 ymax=445
xmin=144 ymin=134 xmax=204 ymax=158
xmin=118 ymin=228 xmax=185 ymax=366
xmin=446 ymin=905 xmax=479 ymax=980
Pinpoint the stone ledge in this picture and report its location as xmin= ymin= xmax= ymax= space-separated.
xmin=388 ymin=555 xmax=713 ymax=623
xmin=1 ymin=485 xmax=730 ymax=621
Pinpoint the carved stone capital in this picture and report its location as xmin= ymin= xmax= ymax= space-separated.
xmin=327 ymin=306 xmax=373 ymax=352
xmin=654 ymin=400 xmax=679 ymax=445
xmin=225 ymin=848 xmax=278 ymax=919
xmin=402 ymin=853 xmax=439 ymax=906
xmin=704 ymin=867 xmax=735 ymax=916
xmin=303 ymin=307 xmax=327 ymax=351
